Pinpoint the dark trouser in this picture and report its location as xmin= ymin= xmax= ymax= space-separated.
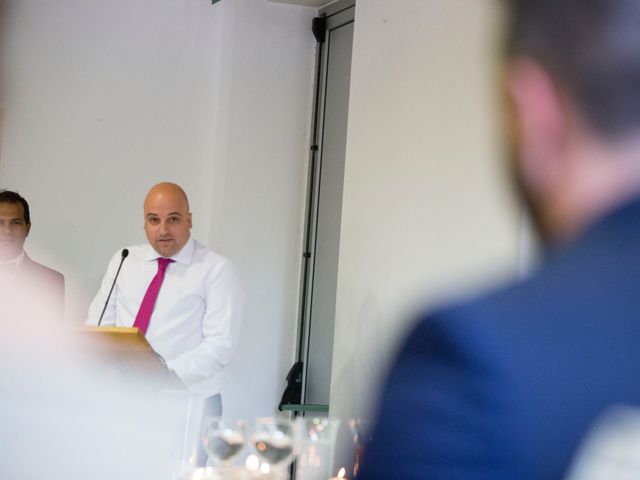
xmin=197 ymin=394 xmax=222 ymax=466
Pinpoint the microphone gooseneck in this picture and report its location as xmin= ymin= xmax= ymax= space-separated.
xmin=97 ymin=248 xmax=129 ymax=326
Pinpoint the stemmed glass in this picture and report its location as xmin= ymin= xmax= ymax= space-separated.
xmin=201 ymin=417 xmax=246 ymax=470
xmin=252 ymin=417 xmax=297 ymax=473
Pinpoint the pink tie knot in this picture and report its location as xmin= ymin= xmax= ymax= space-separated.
xmin=158 ymin=257 xmax=174 ymax=271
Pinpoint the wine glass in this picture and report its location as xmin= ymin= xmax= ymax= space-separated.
xmin=252 ymin=417 xmax=297 ymax=471
xmin=201 ymin=417 xmax=246 ymax=469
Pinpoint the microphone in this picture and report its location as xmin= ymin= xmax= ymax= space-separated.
xmin=97 ymin=248 xmax=129 ymax=327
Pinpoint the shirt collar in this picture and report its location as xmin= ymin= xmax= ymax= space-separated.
xmin=0 ymin=251 xmax=25 ymax=268
xmin=143 ymin=238 xmax=195 ymax=266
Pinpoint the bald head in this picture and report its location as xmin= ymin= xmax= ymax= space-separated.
xmin=143 ymin=182 xmax=192 ymax=257
xmin=144 ymin=182 xmax=189 ymax=212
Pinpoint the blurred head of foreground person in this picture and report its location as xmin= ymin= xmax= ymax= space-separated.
xmin=359 ymin=1 xmax=640 ymax=480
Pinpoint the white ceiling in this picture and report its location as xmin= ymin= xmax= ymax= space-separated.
xmin=268 ymin=0 xmax=335 ymax=7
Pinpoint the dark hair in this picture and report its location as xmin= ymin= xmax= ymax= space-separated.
xmin=0 ymin=190 xmax=31 ymax=224
xmin=504 ymin=0 xmax=640 ymax=137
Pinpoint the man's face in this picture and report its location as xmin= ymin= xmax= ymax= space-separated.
xmin=143 ymin=188 xmax=192 ymax=258
xmin=0 ymin=202 xmax=30 ymax=261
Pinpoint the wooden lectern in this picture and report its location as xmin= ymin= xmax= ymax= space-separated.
xmin=72 ymin=326 xmax=185 ymax=390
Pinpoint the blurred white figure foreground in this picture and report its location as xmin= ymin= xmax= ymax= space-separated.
xmin=0 ymin=288 xmax=195 ymax=480
xmin=566 ymin=407 xmax=640 ymax=480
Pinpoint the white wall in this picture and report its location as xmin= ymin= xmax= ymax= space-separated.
xmin=211 ymin=0 xmax=317 ymax=421
xmin=329 ymin=0 xmax=522 ymax=420
xmin=0 ymin=0 xmax=316 ymax=422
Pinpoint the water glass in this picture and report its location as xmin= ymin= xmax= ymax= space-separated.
xmin=201 ymin=417 xmax=246 ymax=467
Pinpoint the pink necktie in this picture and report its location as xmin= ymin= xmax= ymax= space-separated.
xmin=133 ymin=257 xmax=174 ymax=334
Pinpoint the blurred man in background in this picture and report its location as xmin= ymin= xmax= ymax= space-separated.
xmin=0 ymin=189 xmax=64 ymax=321
xmin=360 ymin=1 xmax=640 ymax=479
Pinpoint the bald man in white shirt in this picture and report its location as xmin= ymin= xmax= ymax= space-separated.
xmin=87 ymin=182 xmax=245 ymax=421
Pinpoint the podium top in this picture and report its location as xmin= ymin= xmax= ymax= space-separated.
xmin=70 ymin=326 xmax=186 ymax=391
xmin=73 ymin=326 xmax=155 ymax=353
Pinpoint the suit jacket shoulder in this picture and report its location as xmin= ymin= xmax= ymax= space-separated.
xmin=361 ymin=196 xmax=640 ymax=480
xmin=18 ymin=254 xmax=65 ymax=321
xmin=21 ymin=254 xmax=65 ymax=284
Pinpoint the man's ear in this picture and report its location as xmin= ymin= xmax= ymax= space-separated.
xmin=25 ymin=223 xmax=31 ymax=237
xmin=505 ymin=58 xmax=568 ymax=198
xmin=187 ymin=213 xmax=192 ymax=229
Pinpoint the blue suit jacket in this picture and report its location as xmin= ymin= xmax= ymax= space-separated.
xmin=359 ymin=197 xmax=640 ymax=480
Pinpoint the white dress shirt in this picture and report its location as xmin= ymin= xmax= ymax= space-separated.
xmin=86 ymin=238 xmax=245 ymax=397
xmin=0 ymin=250 xmax=25 ymax=267
xmin=0 ymin=251 xmax=25 ymax=277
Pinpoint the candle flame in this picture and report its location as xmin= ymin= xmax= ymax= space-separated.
xmin=338 ymin=467 xmax=346 ymax=478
